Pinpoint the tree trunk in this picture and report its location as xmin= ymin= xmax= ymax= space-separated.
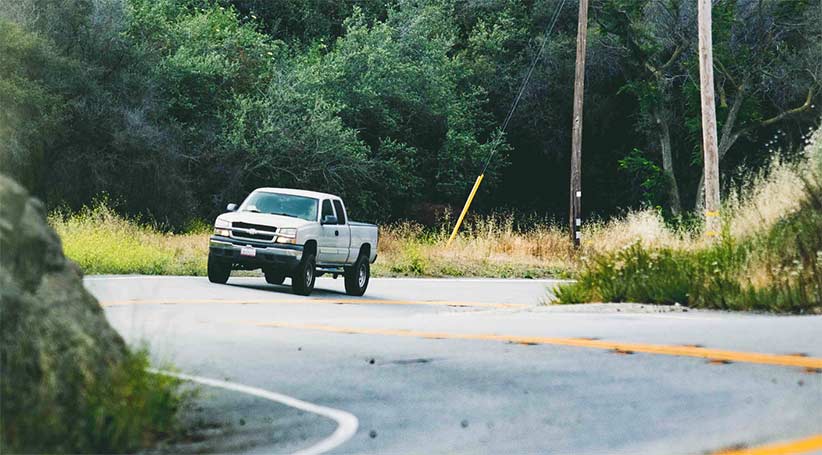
xmin=654 ymin=107 xmax=682 ymax=215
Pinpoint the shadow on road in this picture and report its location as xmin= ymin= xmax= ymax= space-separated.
xmin=226 ymin=279 xmax=379 ymax=300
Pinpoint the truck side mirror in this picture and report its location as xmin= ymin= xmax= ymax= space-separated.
xmin=226 ymin=203 xmax=238 ymax=212
xmin=321 ymin=215 xmax=338 ymax=225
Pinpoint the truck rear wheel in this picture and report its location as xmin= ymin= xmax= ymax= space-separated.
xmin=292 ymin=253 xmax=316 ymax=296
xmin=207 ymin=254 xmax=231 ymax=284
xmin=344 ymin=254 xmax=370 ymax=296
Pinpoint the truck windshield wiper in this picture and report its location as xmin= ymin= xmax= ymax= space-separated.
xmin=270 ymin=212 xmax=297 ymax=218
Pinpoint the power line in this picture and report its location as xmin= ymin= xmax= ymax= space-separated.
xmin=481 ymin=0 xmax=568 ymax=175
xmin=447 ymin=0 xmax=568 ymax=247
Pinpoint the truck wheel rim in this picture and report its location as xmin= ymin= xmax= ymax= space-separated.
xmin=305 ymin=266 xmax=313 ymax=286
xmin=358 ymin=263 xmax=367 ymax=288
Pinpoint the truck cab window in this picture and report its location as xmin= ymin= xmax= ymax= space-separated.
xmin=332 ymin=200 xmax=346 ymax=224
xmin=321 ymin=200 xmax=334 ymax=220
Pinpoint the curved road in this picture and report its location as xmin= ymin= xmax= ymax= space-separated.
xmin=86 ymin=275 xmax=822 ymax=454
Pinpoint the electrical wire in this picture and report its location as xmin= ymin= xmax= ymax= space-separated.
xmin=480 ymin=0 xmax=568 ymax=175
xmin=447 ymin=0 xmax=569 ymax=248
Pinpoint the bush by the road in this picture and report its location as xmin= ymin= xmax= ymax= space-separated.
xmin=555 ymin=128 xmax=822 ymax=313
xmin=0 ymin=175 xmax=184 ymax=453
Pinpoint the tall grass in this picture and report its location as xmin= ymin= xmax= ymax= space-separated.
xmin=556 ymin=127 xmax=822 ymax=313
xmin=50 ymin=201 xmax=209 ymax=276
xmin=51 ymin=205 xmax=577 ymax=278
xmin=374 ymin=214 xmax=574 ymax=278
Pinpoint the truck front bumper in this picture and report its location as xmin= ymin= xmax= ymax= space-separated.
xmin=209 ymin=236 xmax=303 ymax=270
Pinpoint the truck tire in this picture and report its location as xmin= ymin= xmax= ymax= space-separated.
xmin=344 ymin=254 xmax=370 ymax=296
xmin=264 ymin=269 xmax=286 ymax=285
xmin=292 ymin=253 xmax=316 ymax=296
xmin=207 ymin=254 xmax=231 ymax=284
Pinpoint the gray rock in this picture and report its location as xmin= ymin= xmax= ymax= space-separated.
xmin=0 ymin=174 xmax=126 ymax=452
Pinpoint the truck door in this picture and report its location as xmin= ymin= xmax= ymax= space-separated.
xmin=318 ymin=199 xmax=338 ymax=264
xmin=332 ymin=199 xmax=352 ymax=263
xmin=319 ymin=199 xmax=350 ymax=264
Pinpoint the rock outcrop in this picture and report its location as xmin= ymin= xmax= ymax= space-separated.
xmin=0 ymin=174 xmax=126 ymax=452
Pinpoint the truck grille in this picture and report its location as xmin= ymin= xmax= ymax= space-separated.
xmin=230 ymin=222 xmax=276 ymax=242
xmin=232 ymin=222 xmax=276 ymax=231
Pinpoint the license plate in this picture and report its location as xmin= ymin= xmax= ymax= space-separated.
xmin=240 ymin=247 xmax=256 ymax=257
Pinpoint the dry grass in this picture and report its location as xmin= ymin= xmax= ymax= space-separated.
xmin=374 ymin=215 xmax=574 ymax=278
xmin=726 ymin=161 xmax=814 ymax=239
xmin=581 ymin=210 xmax=694 ymax=255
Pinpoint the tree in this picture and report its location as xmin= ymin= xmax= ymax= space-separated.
xmin=691 ymin=0 xmax=821 ymax=209
xmin=595 ymin=0 xmax=696 ymax=215
xmin=302 ymin=3 xmax=503 ymax=210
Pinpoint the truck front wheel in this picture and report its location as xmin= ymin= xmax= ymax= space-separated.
xmin=344 ymin=254 xmax=370 ymax=296
xmin=207 ymin=254 xmax=231 ymax=284
xmin=292 ymin=253 xmax=316 ymax=296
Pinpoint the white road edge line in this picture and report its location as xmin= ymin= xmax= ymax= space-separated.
xmin=148 ymin=369 xmax=358 ymax=455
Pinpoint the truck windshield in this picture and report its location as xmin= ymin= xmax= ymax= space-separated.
xmin=240 ymin=192 xmax=319 ymax=221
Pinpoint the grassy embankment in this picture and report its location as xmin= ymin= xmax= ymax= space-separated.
xmin=49 ymin=207 xmax=578 ymax=278
xmin=557 ymin=128 xmax=822 ymax=313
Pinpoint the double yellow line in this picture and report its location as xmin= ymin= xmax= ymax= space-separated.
xmin=713 ymin=435 xmax=822 ymax=455
xmin=252 ymin=322 xmax=822 ymax=370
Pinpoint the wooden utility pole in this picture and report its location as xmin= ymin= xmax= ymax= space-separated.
xmin=697 ymin=0 xmax=721 ymax=237
xmin=569 ymin=0 xmax=589 ymax=248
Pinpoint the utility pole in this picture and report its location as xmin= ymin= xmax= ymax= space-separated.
xmin=697 ymin=0 xmax=721 ymax=237
xmin=570 ymin=0 xmax=589 ymax=248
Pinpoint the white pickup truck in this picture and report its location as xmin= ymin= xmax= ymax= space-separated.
xmin=208 ymin=188 xmax=378 ymax=296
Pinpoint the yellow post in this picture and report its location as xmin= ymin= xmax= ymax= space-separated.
xmin=446 ymin=174 xmax=485 ymax=248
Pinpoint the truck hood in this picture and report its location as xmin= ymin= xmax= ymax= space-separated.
xmin=216 ymin=211 xmax=312 ymax=229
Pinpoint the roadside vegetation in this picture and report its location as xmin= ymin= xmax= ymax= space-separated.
xmin=556 ymin=128 xmax=822 ymax=313
xmin=51 ymin=128 xmax=822 ymax=314
xmin=51 ymin=207 xmax=577 ymax=279
xmin=375 ymin=216 xmax=573 ymax=278
xmin=50 ymin=201 xmax=207 ymax=276
xmin=6 ymin=351 xmax=185 ymax=453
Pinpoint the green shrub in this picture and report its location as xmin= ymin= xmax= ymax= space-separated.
xmin=556 ymin=237 xmax=744 ymax=307
xmin=389 ymin=243 xmax=430 ymax=275
xmin=83 ymin=351 xmax=185 ymax=453
xmin=556 ymin=173 xmax=822 ymax=313
xmin=2 ymin=349 xmax=184 ymax=454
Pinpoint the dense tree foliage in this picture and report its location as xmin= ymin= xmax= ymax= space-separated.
xmin=1 ymin=0 xmax=819 ymax=225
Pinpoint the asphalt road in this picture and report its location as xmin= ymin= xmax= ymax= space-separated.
xmin=86 ymin=275 xmax=822 ymax=455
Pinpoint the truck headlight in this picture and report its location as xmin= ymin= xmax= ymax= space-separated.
xmin=276 ymin=228 xmax=297 ymax=244
xmin=214 ymin=217 xmax=231 ymax=236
